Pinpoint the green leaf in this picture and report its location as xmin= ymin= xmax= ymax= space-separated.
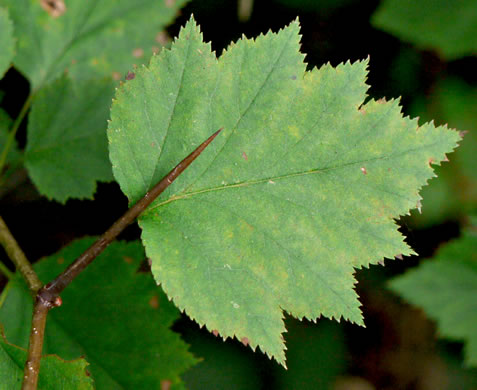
xmin=0 ymin=328 xmax=94 ymax=390
xmin=372 ymin=0 xmax=477 ymax=60
xmin=389 ymin=226 xmax=477 ymax=366
xmin=3 ymin=0 xmax=188 ymax=89
xmin=24 ymin=76 xmax=115 ymax=202
xmin=107 ymin=17 xmax=461 ymax=365
xmin=0 ymin=7 xmax=14 ymax=78
xmin=0 ymin=239 xmax=198 ymax=389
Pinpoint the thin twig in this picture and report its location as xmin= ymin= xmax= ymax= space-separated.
xmin=39 ymin=127 xmax=222 ymax=304
xmin=21 ymin=298 xmax=50 ymax=390
xmin=0 ymin=93 xmax=34 ymax=176
xmin=0 ymin=259 xmax=14 ymax=280
xmin=0 ymin=216 xmax=42 ymax=294
xmin=21 ymin=128 xmax=222 ymax=389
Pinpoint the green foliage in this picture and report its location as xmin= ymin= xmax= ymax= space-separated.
xmin=0 ymin=329 xmax=94 ymax=390
xmin=108 ymin=17 xmax=461 ymax=365
xmin=372 ymin=0 xmax=477 ymax=60
xmin=24 ymin=76 xmax=115 ymax=202
xmin=0 ymin=0 xmax=473 ymax=386
xmin=390 ymin=223 xmax=477 ymax=366
xmin=0 ymin=7 xmax=14 ymax=78
xmin=1 ymin=0 xmax=188 ymax=89
xmin=0 ymin=239 xmax=197 ymax=389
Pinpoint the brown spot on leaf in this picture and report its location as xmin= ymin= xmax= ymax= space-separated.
xmin=360 ymin=167 xmax=367 ymax=175
xmin=164 ymin=0 xmax=175 ymax=7
xmin=132 ymin=48 xmax=144 ymax=58
xmin=125 ymin=71 xmax=135 ymax=80
xmin=242 ymin=151 xmax=248 ymax=161
xmin=443 ymin=154 xmax=449 ymax=162
xmin=212 ymin=329 xmax=219 ymax=337
xmin=149 ymin=295 xmax=159 ymax=309
xmin=377 ymin=98 xmax=386 ymax=104
xmin=123 ymin=256 xmax=133 ymax=264
xmin=40 ymin=0 xmax=66 ymax=17
xmin=112 ymin=72 xmax=121 ymax=80
xmin=359 ymin=108 xmax=366 ymax=114
xmin=71 ymin=59 xmax=77 ymax=65
xmin=428 ymin=157 xmax=435 ymax=167
xmin=161 ymin=379 xmax=172 ymax=390
xmin=395 ymin=254 xmax=403 ymax=260
xmin=291 ymin=75 xmax=297 ymax=80
xmin=241 ymin=337 xmax=249 ymax=346
xmin=57 ymin=257 xmax=64 ymax=264
xmin=152 ymin=46 xmax=160 ymax=54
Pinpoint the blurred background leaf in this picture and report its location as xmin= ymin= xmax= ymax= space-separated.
xmin=0 ymin=7 xmax=14 ymax=78
xmin=390 ymin=222 xmax=477 ymax=367
xmin=372 ymin=0 xmax=477 ymax=60
xmin=24 ymin=76 xmax=115 ymax=202
xmin=2 ymin=0 xmax=188 ymax=89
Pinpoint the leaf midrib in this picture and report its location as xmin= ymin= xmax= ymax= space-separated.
xmin=147 ymin=140 xmax=443 ymax=212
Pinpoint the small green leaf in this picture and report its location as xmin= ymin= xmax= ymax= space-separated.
xmin=372 ymin=0 xmax=477 ymax=60
xmin=108 ymin=17 xmax=461 ymax=365
xmin=4 ymin=0 xmax=188 ymax=89
xmin=390 ymin=226 xmax=477 ymax=366
xmin=0 ymin=239 xmax=198 ymax=389
xmin=24 ymin=76 xmax=115 ymax=202
xmin=0 ymin=328 xmax=94 ymax=390
xmin=0 ymin=7 xmax=14 ymax=78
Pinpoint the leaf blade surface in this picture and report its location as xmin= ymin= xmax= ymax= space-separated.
xmin=108 ymin=18 xmax=461 ymax=364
